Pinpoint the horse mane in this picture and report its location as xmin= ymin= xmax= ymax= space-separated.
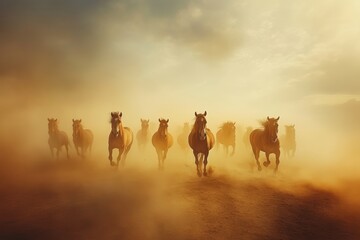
xmin=219 ymin=121 xmax=234 ymax=129
xmin=259 ymin=119 xmax=269 ymax=129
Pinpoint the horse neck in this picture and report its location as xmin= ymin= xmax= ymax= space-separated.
xmin=74 ymin=126 xmax=84 ymax=138
xmin=49 ymin=127 xmax=60 ymax=137
xmin=118 ymin=122 xmax=125 ymax=137
xmin=264 ymin=125 xmax=276 ymax=142
xmin=141 ymin=126 xmax=148 ymax=135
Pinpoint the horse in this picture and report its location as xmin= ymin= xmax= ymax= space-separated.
xmin=177 ymin=122 xmax=190 ymax=152
xmin=216 ymin=121 xmax=236 ymax=156
xmin=250 ymin=117 xmax=281 ymax=173
xmin=152 ymin=119 xmax=173 ymax=170
xmin=243 ymin=126 xmax=253 ymax=150
xmin=280 ymin=125 xmax=296 ymax=158
xmin=108 ymin=112 xmax=133 ymax=167
xmin=48 ymin=118 xmax=70 ymax=159
xmin=72 ymin=119 xmax=94 ymax=158
xmin=136 ymin=119 xmax=149 ymax=151
xmin=188 ymin=111 xmax=215 ymax=177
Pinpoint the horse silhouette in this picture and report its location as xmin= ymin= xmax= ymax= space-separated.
xmin=177 ymin=122 xmax=191 ymax=152
xmin=250 ymin=117 xmax=281 ymax=173
xmin=152 ymin=119 xmax=173 ymax=170
xmin=280 ymin=125 xmax=296 ymax=158
xmin=188 ymin=111 xmax=215 ymax=177
xmin=216 ymin=121 xmax=236 ymax=156
xmin=108 ymin=112 xmax=133 ymax=167
xmin=243 ymin=127 xmax=253 ymax=150
xmin=136 ymin=119 xmax=149 ymax=151
xmin=48 ymin=118 xmax=69 ymax=159
xmin=72 ymin=119 xmax=93 ymax=158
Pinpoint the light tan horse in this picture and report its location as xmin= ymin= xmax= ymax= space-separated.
xmin=48 ymin=118 xmax=69 ymax=159
xmin=280 ymin=125 xmax=296 ymax=158
xmin=72 ymin=119 xmax=93 ymax=158
xmin=108 ymin=112 xmax=133 ymax=167
xmin=250 ymin=117 xmax=281 ymax=173
xmin=188 ymin=111 xmax=215 ymax=177
xmin=136 ymin=119 xmax=149 ymax=151
xmin=216 ymin=121 xmax=236 ymax=156
xmin=177 ymin=122 xmax=191 ymax=152
xmin=152 ymin=119 xmax=173 ymax=170
xmin=243 ymin=127 xmax=253 ymax=150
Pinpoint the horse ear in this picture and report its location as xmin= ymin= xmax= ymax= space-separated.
xmin=111 ymin=112 xmax=114 ymax=117
xmin=204 ymin=111 xmax=207 ymax=116
xmin=140 ymin=118 xmax=143 ymax=122
xmin=79 ymin=119 xmax=82 ymax=123
xmin=147 ymin=119 xmax=149 ymax=123
xmin=195 ymin=112 xmax=198 ymax=117
xmin=292 ymin=124 xmax=295 ymax=127
xmin=166 ymin=119 xmax=169 ymax=123
xmin=120 ymin=112 xmax=122 ymax=117
xmin=159 ymin=118 xmax=161 ymax=122
xmin=276 ymin=116 xmax=280 ymax=121
xmin=267 ymin=116 xmax=270 ymax=121
xmin=48 ymin=118 xmax=50 ymax=121
xmin=72 ymin=119 xmax=75 ymax=122
xmin=233 ymin=122 xmax=236 ymax=126
xmin=55 ymin=119 xmax=58 ymax=122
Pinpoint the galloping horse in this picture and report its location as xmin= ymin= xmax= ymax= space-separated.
xmin=177 ymin=122 xmax=190 ymax=152
xmin=152 ymin=119 xmax=173 ymax=170
xmin=136 ymin=119 xmax=149 ymax=151
xmin=216 ymin=121 xmax=236 ymax=156
xmin=72 ymin=119 xmax=94 ymax=158
xmin=280 ymin=125 xmax=296 ymax=158
xmin=108 ymin=112 xmax=133 ymax=167
xmin=188 ymin=111 xmax=215 ymax=177
xmin=250 ymin=117 xmax=280 ymax=173
xmin=48 ymin=118 xmax=69 ymax=159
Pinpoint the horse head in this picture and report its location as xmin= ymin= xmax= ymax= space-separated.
xmin=48 ymin=118 xmax=58 ymax=135
xmin=194 ymin=111 xmax=207 ymax=141
xmin=266 ymin=116 xmax=280 ymax=143
xmin=110 ymin=112 xmax=122 ymax=136
xmin=141 ymin=118 xmax=150 ymax=131
xmin=158 ymin=118 xmax=169 ymax=138
xmin=285 ymin=124 xmax=295 ymax=138
xmin=72 ymin=119 xmax=82 ymax=136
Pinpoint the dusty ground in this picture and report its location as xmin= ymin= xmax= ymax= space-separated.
xmin=1 ymin=144 xmax=360 ymax=240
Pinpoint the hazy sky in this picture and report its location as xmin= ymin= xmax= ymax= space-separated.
xmin=1 ymin=0 xmax=360 ymax=135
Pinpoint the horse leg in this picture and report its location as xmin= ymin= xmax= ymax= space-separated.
xmin=203 ymin=152 xmax=209 ymax=176
xmin=108 ymin=147 xmax=114 ymax=166
xmin=231 ymin=144 xmax=235 ymax=156
xmin=56 ymin=147 xmax=60 ymax=159
xmin=75 ymin=145 xmax=80 ymax=156
xmin=156 ymin=149 xmax=162 ymax=170
xmin=193 ymin=151 xmax=201 ymax=177
xmin=65 ymin=144 xmax=69 ymax=159
xmin=225 ymin=145 xmax=229 ymax=157
xmin=274 ymin=151 xmax=280 ymax=173
xmin=117 ymin=149 xmax=124 ymax=167
xmin=162 ymin=149 xmax=168 ymax=169
xmin=253 ymin=149 xmax=261 ymax=171
xmin=263 ymin=152 xmax=271 ymax=167
xmin=49 ymin=146 xmax=54 ymax=158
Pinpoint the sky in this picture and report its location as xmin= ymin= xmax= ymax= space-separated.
xmin=1 ymin=0 xmax=360 ymax=150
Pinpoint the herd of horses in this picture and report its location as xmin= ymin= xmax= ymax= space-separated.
xmin=47 ymin=111 xmax=296 ymax=176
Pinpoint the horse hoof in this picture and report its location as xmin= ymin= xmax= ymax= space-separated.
xmin=203 ymin=172 xmax=208 ymax=176
xmin=258 ymin=166 xmax=262 ymax=171
xmin=263 ymin=161 xmax=270 ymax=167
xmin=197 ymin=171 xmax=202 ymax=177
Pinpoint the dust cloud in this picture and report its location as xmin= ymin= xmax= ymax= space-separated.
xmin=1 ymin=0 xmax=360 ymax=239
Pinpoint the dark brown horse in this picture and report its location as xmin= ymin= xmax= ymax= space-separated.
xmin=216 ymin=121 xmax=236 ymax=156
xmin=280 ymin=125 xmax=296 ymax=158
xmin=188 ymin=111 xmax=215 ymax=177
xmin=108 ymin=112 xmax=133 ymax=167
xmin=136 ymin=119 xmax=149 ymax=151
xmin=152 ymin=119 xmax=173 ymax=170
xmin=72 ymin=119 xmax=93 ymax=158
xmin=48 ymin=118 xmax=69 ymax=159
xmin=250 ymin=117 xmax=280 ymax=173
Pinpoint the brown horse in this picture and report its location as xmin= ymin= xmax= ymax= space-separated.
xmin=108 ymin=112 xmax=133 ymax=167
xmin=72 ymin=119 xmax=93 ymax=158
xmin=250 ymin=117 xmax=281 ymax=173
xmin=280 ymin=125 xmax=296 ymax=158
xmin=177 ymin=122 xmax=191 ymax=152
xmin=188 ymin=111 xmax=215 ymax=177
xmin=136 ymin=119 xmax=149 ymax=151
xmin=48 ymin=118 xmax=69 ymax=159
xmin=152 ymin=119 xmax=173 ymax=170
xmin=216 ymin=121 xmax=236 ymax=156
